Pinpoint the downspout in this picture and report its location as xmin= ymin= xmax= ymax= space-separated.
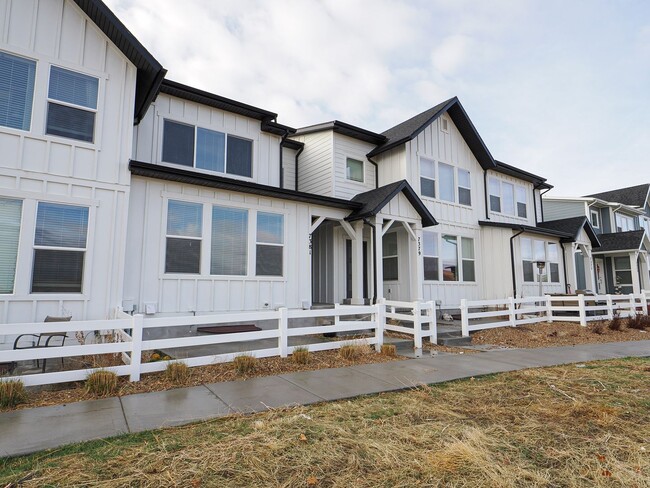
xmin=483 ymin=170 xmax=490 ymax=220
xmin=363 ymin=218 xmax=378 ymax=303
xmin=532 ymin=183 xmax=541 ymax=225
xmin=367 ymin=155 xmax=379 ymax=189
xmin=561 ymin=242 xmax=569 ymax=294
xmin=278 ymin=124 xmax=290 ymax=189
xmin=294 ymin=145 xmax=304 ymax=191
xmin=539 ymin=187 xmax=552 ymax=222
xmin=510 ymin=227 xmax=525 ymax=298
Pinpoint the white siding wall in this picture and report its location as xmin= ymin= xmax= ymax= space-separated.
xmin=478 ymin=227 xmax=513 ymax=300
xmin=282 ymin=147 xmax=297 ymax=190
xmin=290 ymin=132 xmax=333 ymax=196
xmin=375 ymin=146 xmax=407 ymax=187
xmin=133 ymin=94 xmax=282 ymax=187
xmin=0 ymin=0 xmax=137 ymax=323
xmin=332 ymin=134 xmax=376 ymax=199
xmin=542 ymin=199 xmax=587 ymax=221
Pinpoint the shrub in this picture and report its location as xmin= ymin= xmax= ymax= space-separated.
xmin=608 ymin=312 xmax=624 ymax=331
xmin=233 ymin=354 xmax=256 ymax=374
xmin=85 ymin=370 xmax=119 ymax=396
xmin=339 ymin=344 xmax=361 ymax=360
xmin=292 ymin=347 xmax=310 ymax=365
xmin=381 ymin=344 xmax=397 ymax=357
xmin=591 ymin=323 xmax=605 ymax=335
xmin=0 ymin=379 xmax=26 ymax=409
xmin=166 ymin=362 xmax=190 ymax=383
xmin=627 ymin=313 xmax=650 ymax=330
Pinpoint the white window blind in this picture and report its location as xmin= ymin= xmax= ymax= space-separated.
xmin=256 ymin=212 xmax=283 ymax=276
xmin=0 ymin=51 xmax=36 ymax=131
xmin=211 ymin=206 xmax=248 ymax=276
xmin=0 ymin=198 xmax=22 ymax=293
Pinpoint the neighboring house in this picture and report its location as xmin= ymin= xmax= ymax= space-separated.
xmin=543 ymin=184 xmax=650 ymax=294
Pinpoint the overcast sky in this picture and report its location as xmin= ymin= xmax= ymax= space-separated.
xmin=106 ymin=0 xmax=649 ymax=196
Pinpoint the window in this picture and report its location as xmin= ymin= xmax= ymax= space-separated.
xmin=441 ymin=117 xmax=449 ymax=132
xmin=591 ymin=210 xmax=600 ymax=228
xmin=458 ymin=169 xmax=471 ymax=206
xmin=489 ymin=177 xmax=501 ymax=213
xmin=0 ymin=51 xmax=36 ymax=131
xmin=613 ymin=257 xmax=633 ymax=294
xmin=461 ymin=237 xmax=475 ymax=281
xmin=420 ymin=157 xmax=435 ymax=198
xmin=165 ymin=200 xmax=202 ymax=274
xmin=442 ymin=235 xmax=458 ymax=281
xmin=642 ymin=218 xmax=650 ymax=235
xmin=32 ymin=203 xmax=88 ymax=293
xmin=521 ymin=238 xmax=534 ymax=282
xmin=346 ymin=158 xmax=364 ymax=182
xmin=521 ymin=237 xmax=560 ymax=283
xmin=516 ymin=186 xmax=527 ymax=218
xmin=383 ymin=233 xmax=398 ymax=280
xmin=547 ymin=243 xmax=560 ymax=283
xmin=46 ymin=66 xmax=98 ymax=142
xmin=615 ymin=213 xmax=634 ymax=232
xmin=256 ymin=212 xmax=283 ymax=276
xmin=162 ymin=120 xmax=253 ymax=177
xmin=502 ymin=182 xmax=515 ymax=215
xmin=0 ymin=198 xmax=22 ymax=293
xmin=438 ymin=163 xmax=455 ymax=202
xmin=211 ymin=206 xmax=248 ymax=275
xmin=423 ymin=231 xmax=439 ymax=281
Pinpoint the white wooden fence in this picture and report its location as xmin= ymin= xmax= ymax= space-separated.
xmin=460 ymin=291 xmax=650 ymax=336
xmin=0 ymin=300 xmax=436 ymax=387
xmin=382 ymin=299 xmax=436 ymax=351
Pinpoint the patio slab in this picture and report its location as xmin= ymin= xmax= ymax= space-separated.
xmin=120 ymin=385 xmax=232 ymax=433
xmin=0 ymin=397 xmax=128 ymax=457
xmin=206 ymin=376 xmax=325 ymax=413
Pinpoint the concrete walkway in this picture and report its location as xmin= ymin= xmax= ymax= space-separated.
xmin=1 ymin=340 xmax=648 ymax=458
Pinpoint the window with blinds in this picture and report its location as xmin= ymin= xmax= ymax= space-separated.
xmin=0 ymin=198 xmax=22 ymax=294
xmin=46 ymin=66 xmax=98 ymax=142
xmin=165 ymin=200 xmax=202 ymax=274
xmin=32 ymin=202 xmax=89 ymax=293
xmin=256 ymin=212 xmax=283 ymax=276
xmin=0 ymin=51 xmax=36 ymax=131
xmin=211 ymin=206 xmax=248 ymax=275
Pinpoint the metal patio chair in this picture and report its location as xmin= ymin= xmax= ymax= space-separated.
xmin=13 ymin=315 xmax=72 ymax=372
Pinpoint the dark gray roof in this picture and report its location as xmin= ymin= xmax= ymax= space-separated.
xmin=585 ymin=184 xmax=650 ymax=208
xmin=129 ymin=161 xmax=359 ymax=210
xmin=538 ymin=217 xmax=600 ymax=246
xmin=593 ymin=230 xmax=647 ymax=253
xmin=74 ymin=0 xmax=166 ymax=123
xmin=478 ymin=221 xmax=573 ymax=240
xmin=367 ymin=97 xmax=496 ymax=170
xmin=494 ymin=160 xmax=552 ymax=189
xmin=346 ymin=181 xmax=438 ymax=227
xmin=294 ymin=121 xmax=387 ymax=145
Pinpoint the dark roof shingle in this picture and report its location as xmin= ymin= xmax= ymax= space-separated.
xmin=593 ymin=230 xmax=646 ymax=253
xmin=538 ymin=217 xmax=600 ymax=246
xmin=585 ymin=184 xmax=650 ymax=208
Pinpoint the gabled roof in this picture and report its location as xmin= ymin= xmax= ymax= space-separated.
xmin=294 ymin=121 xmax=387 ymax=145
xmin=478 ymin=221 xmax=573 ymax=241
xmin=585 ymin=183 xmax=650 ymax=208
xmin=593 ymin=230 xmax=648 ymax=253
xmin=367 ymin=97 xmax=496 ymax=170
xmin=346 ymin=181 xmax=438 ymax=227
xmin=538 ymin=217 xmax=600 ymax=247
xmin=494 ymin=160 xmax=552 ymax=189
xmin=73 ymin=0 xmax=166 ymax=124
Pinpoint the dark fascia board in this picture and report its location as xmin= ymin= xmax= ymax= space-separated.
xmin=347 ymin=180 xmax=438 ymax=228
xmin=161 ymin=79 xmax=278 ymax=122
xmin=281 ymin=139 xmax=304 ymax=150
xmin=73 ymin=0 xmax=166 ymax=124
xmin=493 ymin=160 xmax=552 ymax=188
xmin=129 ymin=160 xmax=360 ymax=211
xmin=479 ymin=220 xmax=574 ymax=241
xmin=295 ymin=121 xmax=387 ymax=145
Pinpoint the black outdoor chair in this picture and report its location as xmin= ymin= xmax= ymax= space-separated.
xmin=13 ymin=315 xmax=72 ymax=372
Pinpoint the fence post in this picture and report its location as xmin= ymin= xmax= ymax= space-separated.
xmin=578 ymin=294 xmax=587 ymax=327
xmin=334 ymin=303 xmax=341 ymax=327
xmin=460 ymin=299 xmax=469 ymax=337
xmin=428 ymin=300 xmax=437 ymax=345
xmin=508 ymin=296 xmax=516 ymax=327
xmin=412 ymin=301 xmax=422 ymax=357
xmin=605 ymin=294 xmax=613 ymax=320
xmin=642 ymin=290 xmax=649 ymax=316
xmin=545 ymin=295 xmax=552 ymax=323
xmin=629 ymin=293 xmax=637 ymax=317
xmin=279 ymin=307 xmax=288 ymax=358
xmin=129 ymin=314 xmax=144 ymax=382
xmin=374 ymin=300 xmax=385 ymax=352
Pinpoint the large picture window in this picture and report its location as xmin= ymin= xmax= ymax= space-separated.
xmin=211 ymin=206 xmax=248 ymax=275
xmin=424 ymin=232 xmax=475 ymax=282
xmin=165 ymin=200 xmax=202 ymax=274
xmin=0 ymin=51 xmax=36 ymax=131
xmin=423 ymin=231 xmax=439 ymax=281
xmin=383 ymin=233 xmax=398 ymax=281
xmin=490 ymin=177 xmax=527 ymax=218
xmin=162 ymin=120 xmax=253 ymax=178
xmin=521 ymin=237 xmax=560 ymax=283
xmin=32 ymin=203 xmax=88 ymax=293
xmin=256 ymin=212 xmax=284 ymax=276
xmin=46 ymin=66 xmax=98 ymax=142
xmin=0 ymin=198 xmax=22 ymax=294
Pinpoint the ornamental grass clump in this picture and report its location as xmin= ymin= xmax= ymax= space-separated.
xmin=0 ymin=379 xmax=27 ymax=409
xmin=166 ymin=361 xmax=190 ymax=384
xmin=380 ymin=344 xmax=397 ymax=357
xmin=233 ymin=354 xmax=256 ymax=374
xmin=292 ymin=347 xmax=310 ymax=365
xmin=85 ymin=370 xmax=119 ymax=397
xmin=339 ymin=344 xmax=361 ymax=360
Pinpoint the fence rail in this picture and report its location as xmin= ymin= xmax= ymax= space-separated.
xmin=460 ymin=291 xmax=650 ymax=336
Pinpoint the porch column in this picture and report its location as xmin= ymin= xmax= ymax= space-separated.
xmin=350 ymin=220 xmax=364 ymax=305
xmin=581 ymin=245 xmax=595 ymax=292
xmin=630 ymin=251 xmax=641 ymax=294
xmin=411 ymin=224 xmax=423 ymax=301
xmin=375 ymin=216 xmax=384 ymax=300
xmin=639 ymin=253 xmax=650 ymax=291
xmin=564 ymin=243 xmax=577 ymax=293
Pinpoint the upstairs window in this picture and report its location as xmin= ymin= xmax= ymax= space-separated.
xmin=458 ymin=169 xmax=471 ymax=206
xmin=420 ymin=157 xmax=436 ymax=198
xmin=0 ymin=198 xmax=22 ymax=294
xmin=32 ymin=203 xmax=89 ymax=293
xmin=346 ymin=158 xmax=364 ymax=182
xmin=256 ymin=212 xmax=284 ymax=276
xmin=615 ymin=213 xmax=634 ymax=232
xmin=502 ymin=182 xmax=515 ymax=215
xmin=165 ymin=200 xmax=202 ymax=274
xmin=490 ymin=177 xmax=527 ymax=218
xmin=516 ymin=186 xmax=527 ymax=218
xmin=46 ymin=66 xmax=98 ymax=142
xmin=0 ymin=51 xmax=36 ymax=131
xmin=590 ymin=210 xmax=600 ymax=228
xmin=489 ymin=177 xmax=501 ymax=213
xmin=162 ymin=120 xmax=253 ymax=178
xmin=438 ymin=163 xmax=455 ymax=202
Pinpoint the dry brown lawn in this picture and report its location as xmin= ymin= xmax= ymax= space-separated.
xmin=1 ymin=358 xmax=648 ymax=487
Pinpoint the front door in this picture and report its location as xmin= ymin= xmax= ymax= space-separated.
xmin=594 ymin=258 xmax=606 ymax=294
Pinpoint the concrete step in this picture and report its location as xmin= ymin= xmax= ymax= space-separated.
xmin=437 ymin=332 xmax=472 ymax=346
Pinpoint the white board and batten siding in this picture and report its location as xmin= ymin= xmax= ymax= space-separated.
xmin=282 ymin=146 xmax=297 ymax=190
xmin=0 ymin=0 xmax=137 ymax=323
xmin=290 ymin=132 xmax=333 ymax=196
xmin=332 ymin=133 xmax=376 ymax=200
xmin=134 ymin=93 xmax=282 ymax=188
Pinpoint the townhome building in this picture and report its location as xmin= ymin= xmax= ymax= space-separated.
xmin=543 ymin=184 xmax=650 ymax=295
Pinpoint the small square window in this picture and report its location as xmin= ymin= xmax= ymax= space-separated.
xmin=346 ymin=158 xmax=364 ymax=182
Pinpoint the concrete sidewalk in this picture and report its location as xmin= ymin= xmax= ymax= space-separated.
xmin=1 ymin=340 xmax=648 ymax=458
